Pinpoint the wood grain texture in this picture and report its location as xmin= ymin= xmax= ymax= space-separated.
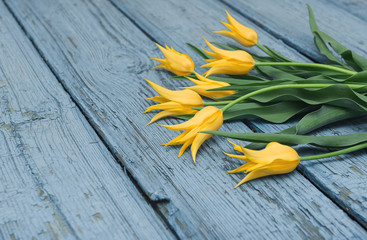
xmin=5 ymin=0 xmax=366 ymax=238
xmin=326 ymin=0 xmax=367 ymax=22
xmin=218 ymin=0 xmax=367 ymax=228
xmin=221 ymin=0 xmax=367 ymax=63
xmin=0 ymin=2 xmax=174 ymax=239
xmin=110 ymin=0 xmax=367 ymax=229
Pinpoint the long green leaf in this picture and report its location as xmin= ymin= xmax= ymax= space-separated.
xmin=263 ymin=45 xmax=293 ymax=62
xmin=222 ymin=102 xmax=310 ymax=123
xmin=307 ymin=5 xmax=347 ymax=67
xmin=225 ymin=85 xmax=367 ymax=111
xmin=307 ymin=5 xmax=367 ymax=71
xmin=186 ymin=43 xmax=211 ymax=59
xmin=246 ymin=105 xmax=367 ymax=149
xmin=204 ymin=131 xmax=367 ymax=148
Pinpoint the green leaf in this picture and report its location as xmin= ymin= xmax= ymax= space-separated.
xmin=204 ymin=131 xmax=367 ymax=148
xmin=307 ymin=5 xmax=367 ymax=71
xmin=211 ymin=42 xmax=235 ymax=51
xmin=263 ymin=45 xmax=293 ymax=62
xmin=307 ymin=5 xmax=347 ymax=67
xmin=317 ymin=31 xmax=367 ymax=71
xmin=207 ymin=76 xmax=269 ymax=85
xmin=229 ymin=85 xmax=367 ymax=112
xmin=222 ymin=101 xmax=310 ymax=123
xmin=170 ymin=74 xmax=195 ymax=80
xmin=212 ymin=42 xmax=277 ymax=62
xmin=246 ymin=105 xmax=367 ymax=149
xmin=186 ymin=43 xmax=211 ymax=59
xmin=255 ymin=65 xmax=304 ymax=80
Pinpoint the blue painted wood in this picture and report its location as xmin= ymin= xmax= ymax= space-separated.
xmin=5 ymin=0 xmax=367 ymax=238
xmin=326 ymin=0 xmax=367 ymax=22
xmin=221 ymin=0 xmax=367 ymax=63
xmin=219 ymin=0 xmax=367 ymax=228
xmin=0 ymin=2 xmax=174 ymax=239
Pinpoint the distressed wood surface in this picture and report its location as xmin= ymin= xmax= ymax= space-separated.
xmin=109 ymin=0 xmax=367 ymax=228
xmin=326 ymin=0 xmax=367 ymax=22
xmin=221 ymin=0 xmax=367 ymax=63
xmin=219 ymin=0 xmax=367 ymax=228
xmin=0 ymin=1 xmax=175 ymax=239
xmin=4 ymin=0 xmax=366 ymax=238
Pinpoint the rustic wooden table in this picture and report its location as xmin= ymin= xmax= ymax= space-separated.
xmin=0 ymin=0 xmax=366 ymax=239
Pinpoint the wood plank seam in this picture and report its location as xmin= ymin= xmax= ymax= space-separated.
xmin=2 ymin=1 xmax=233 ymax=238
xmin=1 ymin=1 xmax=181 ymax=238
xmin=5 ymin=0 xmax=367 ymax=237
xmin=0 ymin=117 xmax=81 ymax=239
xmin=107 ymin=0 xmax=367 ymax=230
xmin=218 ymin=0 xmax=322 ymax=63
xmin=244 ymin=119 xmax=367 ymax=230
xmin=215 ymin=1 xmax=367 ymax=229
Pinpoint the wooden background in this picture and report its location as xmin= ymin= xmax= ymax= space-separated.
xmin=0 ymin=0 xmax=366 ymax=239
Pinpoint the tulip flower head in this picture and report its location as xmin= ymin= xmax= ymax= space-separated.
xmin=201 ymin=38 xmax=254 ymax=76
xmin=152 ymin=43 xmax=195 ymax=75
xmin=214 ymin=11 xmax=258 ymax=47
xmin=224 ymin=141 xmax=299 ymax=188
xmin=160 ymin=106 xmax=223 ymax=163
xmin=185 ymin=72 xmax=235 ymax=99
xmin=144 ymin=79 xmax=203 ymax=125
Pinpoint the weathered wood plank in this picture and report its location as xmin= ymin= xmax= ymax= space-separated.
xmin=6 ymin=0 xmax=366 ymax=238
xmin=218 ymin=0 xmax=367 ymax=228
xmin=110 ymin=0 xmax=367 ymax=228
xmin=0 ymin=2 xmax=174 ymax=239
xmin=326 ymin=0 xmax=367 ymax=22
xmin=221 ymin=0 xmax=367 ymax=62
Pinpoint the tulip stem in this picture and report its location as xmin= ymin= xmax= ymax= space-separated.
xmin=255 ymin=62 xmax=356 ymax=75
xmin=203 ymin=101 xmax=232 ymax=106
xmin=300 ymin=142 xmax=367 ymax=161
xmin=255 ymin=43 xmax=275 ymax=58
xmin=220 ymin=83 xmax=365 ymax=112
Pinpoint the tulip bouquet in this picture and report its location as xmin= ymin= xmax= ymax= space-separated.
xmin=143 ymin=6 xmax=367 ymax=188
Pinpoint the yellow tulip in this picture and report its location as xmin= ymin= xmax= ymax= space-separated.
xmin=201 ymin=38 xmax=254 ymax=76
xmin=184 ymin=72 xmax=235 ymax=99
xmin=214 ymin=10 xmax=258 ymax=47
xmin=160 ymin=106 xmax=223 ymax=163
xmin=152 ymin=43 xmax=195 ymax=75
xmin=224 ymin=141 xmax=299 ymax=188
xmin=144 ymin=79 xmax=203 ymax=125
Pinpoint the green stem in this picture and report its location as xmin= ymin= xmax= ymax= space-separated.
xmin=300 ymin=142 xmax=367 ymax=161
xmin=220 ymin=83 xmax=365 ymax=112
xmin=203 ymin=101 xmax=231 ymax=106
xmin=256 ymin=62 xmax=356 ymax=75
xmin=255 ymin=43 xmax=275 ymax=58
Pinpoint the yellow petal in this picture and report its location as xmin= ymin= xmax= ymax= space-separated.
xmin=233 ymin=170 xmax=270 ymax=188
xmin=146 ymin=79 xmax=203 ymax=106
xmin=160 ymin=106 xmax=220 ymax=131
xmin=151 ymin=57 xmax=168 ymax=64
xmin=220 ymin=20 xmax=235 ymax=31
xmin=191 ymin=133 xmax=212 ymax=163
xmin=227 ymin=162 xmax=257 ymax=173
xmin=146 ymin=96 xmax=169 ymax=103
xmin=147 ymin=110 xmax=194 ymax=125
xmin=164 ymin=130 xmax=190 ymax=146
xmin=154 ymin=43 xmax=195 ymax=75
xmin=227 ymin=140 xmax=244 ymax=153
xmin=223 ymin=151 xmax=247 ymax=161
xmin=178 ymin=138 xmax=194 ymax=157
xmin=203 ymin=38 xmax=236 ymax=60
xmin=191 ymin=111 xmax=223 ymax=162
xmin=225 ymin=11 xmax=258 ymax=46
xmin=241 ymin=142 xmax=299 ymax=164
xmin=144 ymin=102 xmax=182 ymax=112
xmin=213 ymin=30 xmax=237 ymax=40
